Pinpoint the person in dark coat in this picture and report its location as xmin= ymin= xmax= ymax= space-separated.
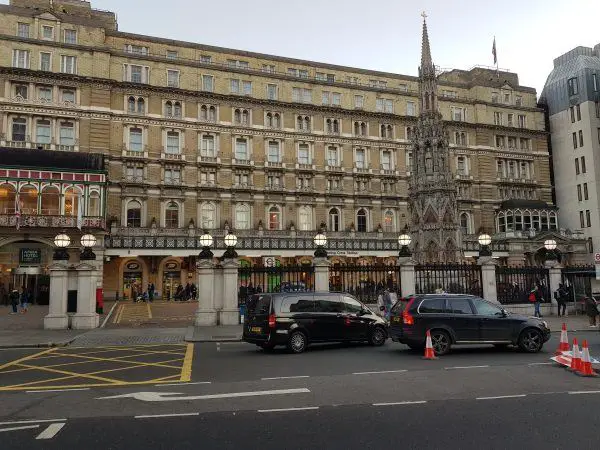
xmin=9 ymin=289 xmax=19 ymax=314
xmin=555 ymin=283 xmax=568 ymax=317
xmin=584 ymin=296 xmax=598 ymax=326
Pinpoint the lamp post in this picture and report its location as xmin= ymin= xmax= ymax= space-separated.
xmin=313 ymin=233 xmax=328 ymax=258
xmin=544 ymin=239 xmax=557 ymax=261
xmin=478 ymin=233 xmax=492 ymax=257
xmin=80 ymin=234 xmax=97 ymax=260
xmin=398 ymin=234 xmax=412 ymax=257
xmin=223 ymin=233 xmax=238 ymax=259
xmin=198 ymin=232 xmax=214 ymax=259
xmin=53 ymin=233 xmax=71 ymax=261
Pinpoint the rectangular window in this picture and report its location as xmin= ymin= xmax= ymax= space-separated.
xmin=570 ymin=107 xmax=575 ymax=123
xmin=332 ymin=92 xmax=341 ymax=106
xmin=577 ymin=184 xmax=582 ymax=201
xmin=327 ymin=147 xmax=338 ymax=166
xmin=575 ymin=158 xmax=580 ymax=175
xmin=60 ymin=55 xmax=77 ymax=74
xmin=227 ymin=59 xmax=249 ymax=69
xmin=316 ymin=72 xmax=326 ymax=81
xmin=165 ymin=168 xmax=181 ymax=184
xmin=567 ymin=77 xmax=579 ymax=96
xmin=507 ymin=113 xmax=514 ymax=127
xmin=355 ymin=149 xmax=365 ymax=169
xmin=584 ymin=183 xmax=589 ymax=200
xmin=242 ymin=81 xmax=252 ymax=95
xmin=354 ymin=95 xmax=364 ymax=108
xmin=518 ymin=114 xmax=526 ymax=128
xmin=12 ymin=49 xmax=30 ymax=69
xmin=200 ymin=55 xmax=212 ymax=63
xmin=292 ymin=88 xmax=312 ymax=103
xmin=573 ymin=132 xmax=578 ymax=149
xmin=201 ymin=135 xmax=215 ymax=157
xmin=298 ymin=144 xmax=310 ymax=164
xmin=452 ymin=107 xmax=466 ymax=121
xmin=166 ymin=132 xmax=180 ymax=154
xmin=576 ymin=104 xmax=581 ymax=121
xmin=581 ymin=156 xmax=586 ymax=173
xmin=375 ymin=99 xmax=394 ymax=113
xmin=494 ymin=112 xmax=503 ymax=125
xmin=17 ymin=23 xmax=30 ymax=38
xmin=580 ymin=211 xmax=585 ymax=228
xmin=40 ymin=52 xmax=51 ymax=71
xmin=261 ymin=64 xmax=275 ymax=73
xmin=64 ymin=29 xmax=77 ymax=44
xmin=586 ymin=210 xmax=591 ymax=227
xmin=230 ymin=79 xmax=240 ymax=94
xmin=41 ymin=25 xmax=54 ymax=40
xmin=38 ymin=86 xmax=52 ymax=102
xmin=508 ymin=137 xmax=517 ymax=149
xmin=129 ymin=128 xmax=143 ymax=151
xmin=61 ymin=89 xmax=75 ymax=103
xmin=36 ymin=120 xmax=51 ymax=144
xmin=495 ymin=135 xmax=505 ymax=148
xmin=167 ymin=70 xmax=179 ymax=88
xmin=202 ymin=75 xmax=214 ymax=92
xmin=125 ymin=45 xmax=148 ymax=55
xmin=267 ymin=84 xmax=278 ymax=100
xmin=579 ymin=130 xmax=584 ymax=147
xmin=14 ymin=84 xmax=28 ymax=99
xmin=381 ymin=151 xmax=392 ymax=170
xmin=406 ymin=101 xmax=415 ymax=116
xmin=322 ymin=91 xmax=330 ymax=105
xmin=166 ymin=50 xmax=178 ymax=60
xmin=593 ymin=73 xmax=598 ymax=91
xmin=235 ymin=139 xmax=248 ymax=160
xmin=59 ymin=122 xmax=75 ymax=146
xmin=124 ymin=64 xmax=150 ymax=84
xmin=267 ymin=141 xmax=280 ymax=162
xmin=515 ymin=95 xmax=522 ymax=106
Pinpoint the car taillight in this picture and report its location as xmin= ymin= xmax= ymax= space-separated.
xmin=268 ymin=314 xmax=276 ymax=328
xmin=402 ymin=298 xmax=416 ymax=325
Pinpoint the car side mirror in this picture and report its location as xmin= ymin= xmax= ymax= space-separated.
xmin=501 ymin=309 xmax=508 ymax=317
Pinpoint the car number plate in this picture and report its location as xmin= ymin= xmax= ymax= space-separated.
xmin=250 ymin=327 xmax=262 ymax=333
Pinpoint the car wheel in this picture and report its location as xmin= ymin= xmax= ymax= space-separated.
xmin=430 ymin=330 xmax=451 ymax=356
xmin=368 ymin=327 xmax=387 ymax=346
xmin=287 ymin=331 xmax=308 ymax=354
xmin=518 ymin=328 xmax=543 ymax=353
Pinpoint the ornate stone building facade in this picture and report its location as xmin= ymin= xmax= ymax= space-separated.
xmin=409 ymin=18 xmax=461 ymax=263
xmin=0 ymin=0 xmax=589 ymax=300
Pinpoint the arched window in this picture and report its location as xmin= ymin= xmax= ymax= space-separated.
xmin=381 ymin=124 xmax=386 ymax=138
xmin=333 ymin=119 xmax=339 ymax=133
xmin=64 ymin=187 xmax=80 ymax=217
xmin=386 ymin=125 xmax=393 ymax=138
xmin=268 ymin=206 xmax=281 ymax=230
xmin=241 ymin=109 xmax=249 ymax=125
xmin=88 ymin=191 xmax=100 ymax=217
xmin=383 ymin=210 xmax=394 ymax=232
xmin=506 ymin=211 xmax=514 ymax=231
xmin=137 ymin=97 xmax=145 ymax=113
xmin=298 ymin=206 xmax=311 ymax=231
xmin=406 ymin=126 xmax=413 ymax=140
xmin=354 ymin=122 xmax=360 ymax=136
xmin=356 ymin=209 xmax=367 ymax=232
xmin=266 ymin=113 xmax=273 ymax=127
xmin=273 ymin=113 xmax=280 ymax=128
xmin=297 ymin=115 xmax=303 ymax=130
xmin=173 ymin=101 xmax=182 ymax=118
xmin=40 ymin=185 xmax=60 ymax=215
xmin=19 ymin=185 xmax=38 ymax=214
xmin=200 ymin=105 xmax=208 ymax=120
xmin=329 ymin=208 xmax=340 ymax=232
xmin=165 ymin=101 xmax=173 ymax=117
xmin=208 ymin=106 xmax=216 ymax=121
xmin=497 ymin=212 xmax=506 ymax=233
xmin=549 ymin=211 xmax=558 ymax=230
xmin=126 ymin=200 xmax=142 ymax=227
xmin=235 ymin=204 xmax=250 ymax=230
xmin=165 ymin=202 xmax=179 ymax=228
xmin=0 ymin=184 xmax=16 ymax=214
xmin=459 ymin=212 xmax=470 ymax=235
xmin=360 ymin=122 xmax=366 ymax=136
xmin=234 ymin=108 xmax=241 ymax=123
xmin=128 ymin=96 xmax=136 ymax=113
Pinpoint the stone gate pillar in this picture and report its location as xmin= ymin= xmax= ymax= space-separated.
xmin=195 ymin=259 xmax=217 ymax=326
xmin=313 ymin=257 xmax=330 ymax=291
xmin=44 ymin=262 xmax=70 ymax=330
xmin=398 ymin=257 xmax=416 ymax=298
xmin=72 ymin=262 xmax=100 ymax=329
xmin=545 ymin=259 xmax=562 ymax=311
xmin=478 ymin=257 xmax=499 ymax=304
xmin=220 ymin=258 xmax=240 ymax=325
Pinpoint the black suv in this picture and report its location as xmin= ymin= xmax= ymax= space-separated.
xmin=388 ymin=294 xmax=551 ymax=355
xmin=243 ymin=292 xmax=388 ymax=353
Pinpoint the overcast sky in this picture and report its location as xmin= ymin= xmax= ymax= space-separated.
xmin=20 ymin=0 xmax=600 ymax=94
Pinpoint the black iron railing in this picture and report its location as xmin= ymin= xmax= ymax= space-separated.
xmin=561 ymin=266 xmax=595 ymax=302
xmin=237 ymin=265 xmax=315 ymax=306
xmin=496 ymin=266 xmax=550 ymax=304
xmin=329 ymin=264 xmax=400 ymax=304
xmin=415 ymin=263 xmax=483 ymax=297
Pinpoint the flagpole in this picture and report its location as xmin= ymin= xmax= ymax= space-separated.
xmin=494 ymin=36 xmax=499 ymax=79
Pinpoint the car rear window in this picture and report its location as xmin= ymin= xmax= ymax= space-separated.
xmin=419 ymin=298 xmax=446 ymax=313
xmin=247 ymin=294 xmax=271 ymax=315
xmin=390 ymin=297 xmax=413 ymax=314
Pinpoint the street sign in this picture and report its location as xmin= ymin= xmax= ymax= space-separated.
xmin=263 ymin=257 xmax=277 ymax=267
xmin=97 ymin=388 xmax=311 ymax=402
xmin=19 ymin=248 xmax=41 ymax=265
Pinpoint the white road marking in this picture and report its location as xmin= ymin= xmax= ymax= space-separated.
xmin=568 ymin=390 xmax=600 ymax=395
xmin=444 ymin=365 xmax=490 ymax=370
xmin=36 ymin=423 xmax=66 ymax=440
xmin=135 ymin=413 xmax=200 ymax=419
xmin=528 ymin=362 xmax=554 ymax=366
xmin=258 ymin=407 xmax=319 ymax=413
xmin=373 ymin=401 xmax=427 ymax=406
xmin=352 ymin=370 xmax=408 ymax=375
xmin=97 ymin=388 xmax=311 ymax=402
xmin=261 ymin=376 xmax=310 ymax=380
xmin=156 ymin=381 xmax=212 ymax=386
xmin=476 ymin=394 xmax=527 ymax=400
xmin=100 ymin=301 xmax=120 ymax=328
xmin=0 ymin=425 xmax=40 ymax=433
xmin=0 ymin=419 xmax=68 ymax=426
xmin=26 ymin=388 xmax=90 ymax=394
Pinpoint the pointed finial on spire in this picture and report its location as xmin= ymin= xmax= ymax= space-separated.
xmin=420 ymin=12 xmax=434 ymax=76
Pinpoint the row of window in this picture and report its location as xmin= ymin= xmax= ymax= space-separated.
xmin=493 ymin=111 xmax=527 ymax=128
xmin=579 ymin=210 xmax=592 ymax=228
xmin=496 ymin=159 xmax=534 ymax=180
xmin=567 ymin=74 xmax=599 ymax=97
xmin=17 ymin=22 xmax=77 ymax=43
xmin=8 ymin=117 xmax=76 ymax=149
xmin=11 ymin=83 xmax=76 ymax=104
xmin=12 ymin=49 xmax=77 ymax=74
xmin=576 ymin=183 xmax=589 ymax=202
xmin=496 ymin=210 xmax=558 ymax=233
xmin=497 ymin=188 xmax=538 ymax=201
xmin=494 ymin=135 xmax=531 ymax=150
xmin=575 ymin=156 xmax=587 ymax=175
xmin=572 ymin=130 xmax=584 ymax=149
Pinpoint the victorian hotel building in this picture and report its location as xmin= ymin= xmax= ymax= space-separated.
xmin=0 ymin=0 xmax=588 ymax=303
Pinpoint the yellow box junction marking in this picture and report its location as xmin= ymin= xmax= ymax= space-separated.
xmin=0 ymin=344 xmax=193 ymax=391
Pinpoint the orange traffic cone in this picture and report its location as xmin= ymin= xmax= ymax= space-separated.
xmin=577 ymin=340 xmax=598 ymax=377
xmin=555 ymin=323 xmax=569 ymax=356
xmin=423 ymin=330 xmax=438 ymax=360
xmin=568 ymin=338 xmax=582 ymax=372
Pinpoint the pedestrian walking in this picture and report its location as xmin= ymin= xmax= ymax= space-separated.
xmin=191 ymin=283 xmax=197 ymax=301
xmin=555 ymin=283 xmax=568 ymax=317
xmin=529 ymin=284 xmax=543 ymax=318
xmin=9 ymin=289 xmax=19 ymax=314
xmin=19 ymin=286 xmax=29 ymax=314
xmin=584 ymin=295 xmax=598 ymax=327
xmin=148 ymin=283 xmax=155 ymax=302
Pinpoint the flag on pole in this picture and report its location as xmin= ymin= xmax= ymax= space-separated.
xmin=15 ymin=194 xmax=20 ymax=230
xmin=492 ymin=37 xmax=497 ymax=65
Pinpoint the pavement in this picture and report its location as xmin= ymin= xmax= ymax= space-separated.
xmin=0 ymin=333 xmax=599 ymax=448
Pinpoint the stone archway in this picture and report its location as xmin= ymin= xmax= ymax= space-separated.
xmin=117 ymin=257 xmax=149 ymax=301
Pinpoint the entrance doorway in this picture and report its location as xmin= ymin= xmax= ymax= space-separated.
xmin=13 ymin=268 xmax=49 ymax=305
xmin=123 ymin=272 xmax=142 ymax=301
xmin=163 ymin=271 xmax=181 ymax=301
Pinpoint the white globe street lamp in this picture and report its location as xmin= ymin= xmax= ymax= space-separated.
xmin=53 ymin=233 xmax=71 ymax=260
xmin=398 ymin=234 xmax=412 ymax=257
xmin=199 ymin=232 xmax=214 ymax=259
xmin=313 ymin=233 xmax=328 ymax=258
xmin=478 ymin=233 xmax=492 ymax=257
xmin=80 ymin=233 xmax=97 ymax=260
xmin=223 ymin=233 xmax=239 ymax=259
xmin=544 ymin=239 xmax=558 ymax=261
